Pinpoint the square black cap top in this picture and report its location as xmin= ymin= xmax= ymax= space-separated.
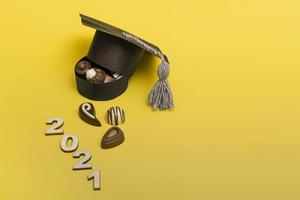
xmin=80 ymin=14 xmax=169 ymax=63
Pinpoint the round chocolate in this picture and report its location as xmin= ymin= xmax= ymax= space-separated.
xmin=106 ymin=106 xmax=125 ymax=126
xmin=86 ymin=68 xmax=106 ymax=83
xmin=76 ymin=60 xmax=92 ymax=75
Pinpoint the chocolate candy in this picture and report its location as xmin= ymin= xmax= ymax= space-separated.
xmin=76 ymin=60 xmax=92 ymax=75
xmin=104 ymin=74 xmax=115 ymax=83
xmin=101 ymin=127 xmax=125 ymax=149
xmin=106 ymin=106 xmax=125 ymax=126
xmin=79 ymin=102 xmax=101 ymax=126
xmin=86 ymin=68 xmax=106 ymax=83
xmin=112 ymin=73 xmax=122 ymax=80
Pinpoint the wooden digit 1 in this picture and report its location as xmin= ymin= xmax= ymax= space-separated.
xmin=60 ymin=134 xmax=79 ymax=153
xmin=87 ymin=170 xmax=101 ymax=190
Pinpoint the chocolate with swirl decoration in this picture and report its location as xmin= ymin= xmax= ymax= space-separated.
xmin=79 ymin=102 xmax=101 ymax=126
xmin=101 ymin=127 xmax=125 ymax=149
xmin=106 ymin=106 xmax=125 ymax=126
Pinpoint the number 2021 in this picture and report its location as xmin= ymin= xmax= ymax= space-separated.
xmin=45 ymin=117 xmax=100 ymax=190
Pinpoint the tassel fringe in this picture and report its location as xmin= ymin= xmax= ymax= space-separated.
xmin=148 ymin=59 xmax=174 ymax=110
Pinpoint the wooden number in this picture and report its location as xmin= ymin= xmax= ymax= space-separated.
xmin=87 ymin=170 xmax=101 ymax=190
xmin=60 ymin=134 xmax=79 ymax=152
xmin=72 ymin=150 xmax=92 ymax=170
xmin=45 ymin=118 xmax=101 ymax=190
xmin=45 ymin=117 xmax=64 ymax=135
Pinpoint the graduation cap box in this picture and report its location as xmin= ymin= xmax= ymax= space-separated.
xmin=75 ymin=14 xmax=174 ymax=110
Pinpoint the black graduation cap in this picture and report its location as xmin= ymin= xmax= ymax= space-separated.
xmin=75 ymin=14 xmax=174 ymax=110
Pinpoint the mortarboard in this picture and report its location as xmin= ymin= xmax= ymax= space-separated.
xmin=75 ymin=14 xmax=174 ymax=110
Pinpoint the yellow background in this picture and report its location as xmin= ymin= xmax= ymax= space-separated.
xmin=1 ymin=0 xmax=300 ymax=199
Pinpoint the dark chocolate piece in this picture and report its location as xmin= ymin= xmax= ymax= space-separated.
xmin=86 ymin=68 xmax=106 ymax=83
xmin=76 ymin=60 xmax=92 ymax=75
xmin=104 ymin=74 xmax=115 ymax=83
xmin=79 ymin=102 xmax=101 ymax=126
xmin=106 ymin=106 xmax=125 ymax=126
xmin=101 ymin=127 xmax=125 ymax=149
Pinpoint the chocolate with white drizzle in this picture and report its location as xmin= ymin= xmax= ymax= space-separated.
xmin=106 ymin=106 xmax=125 ymax=126
xmin=101 ymin=127 xmax=125 ymax=149
xmin=112 ymin=73 xmax=122 ymax=80
xmin=79 ymin=102 xmax=101 ymax=126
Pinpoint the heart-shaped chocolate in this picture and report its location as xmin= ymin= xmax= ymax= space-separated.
xmin=101 ymin=127 xmax=125 ymax=149
xmin=79 ymin=102 xmax=101 ymax=126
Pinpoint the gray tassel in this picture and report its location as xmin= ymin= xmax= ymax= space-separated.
xmin=121 ymin=32 xmax=174 ymax=110
xmin=148 ymin=59 xmax=174 ymax=110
